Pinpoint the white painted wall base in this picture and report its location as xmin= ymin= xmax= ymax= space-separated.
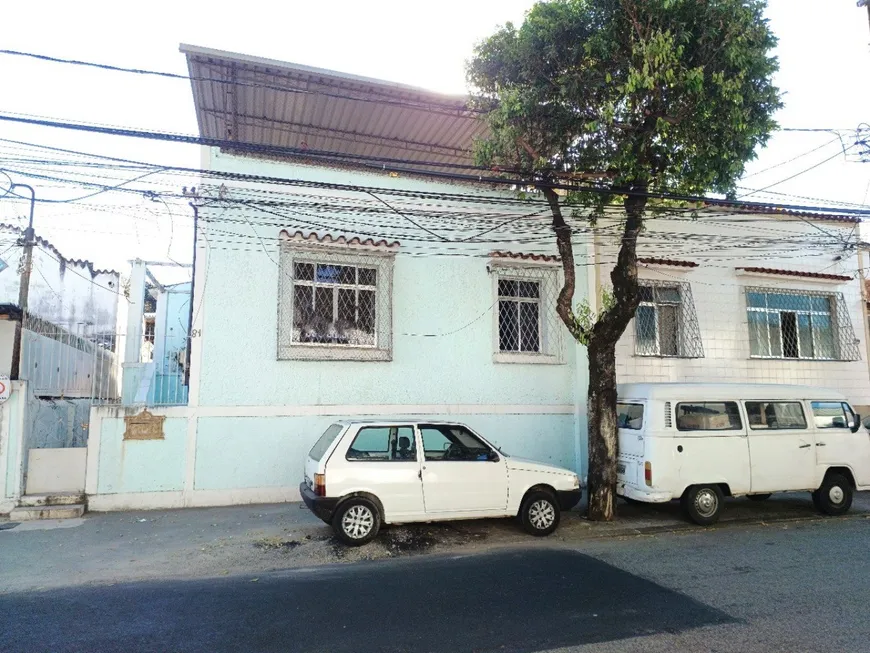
xmin=88 ymin=486 xmax=303 ymax=512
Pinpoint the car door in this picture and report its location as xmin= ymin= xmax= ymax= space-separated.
xmin=812 ymin=402 xmax=870 ymax=487
xmin=418 ymin=424 xmax=508 ymax=514
xmin=744 ymin=400 xmax=816 ymax=492
xmin=341 ymin=425 xmax=424 ymax=519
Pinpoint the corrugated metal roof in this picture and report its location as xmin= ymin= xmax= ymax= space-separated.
xmin=180 ymin=44 xmax=488 ymax=172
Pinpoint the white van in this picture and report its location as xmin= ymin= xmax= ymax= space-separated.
xmin=616 ymin=383 xmax=870 ymax=525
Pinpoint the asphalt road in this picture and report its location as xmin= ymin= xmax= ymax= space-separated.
xmin=2 ymin=517 xmax=869 ymax=653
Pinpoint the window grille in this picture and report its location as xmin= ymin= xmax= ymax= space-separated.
xmin=492 ymin=263 xmax=564 ymax=363
xmin=745 ymin=287 xmax=860 ymax=361
xmin=278 ymin=243 xmax=394 ymax=361
xmin=634 ymin=280 xmax=704 ymax=358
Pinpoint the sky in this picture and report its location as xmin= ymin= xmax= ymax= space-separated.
xmin=0 ymin=0 xmax=868 ymax=280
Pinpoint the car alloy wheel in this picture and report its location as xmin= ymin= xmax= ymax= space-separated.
xmin=529 ymin=499 xmax=556 ymax=530
xmin=342 ymin=505 xmax=374 ymax=540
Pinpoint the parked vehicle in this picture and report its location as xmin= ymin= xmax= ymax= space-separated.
xmin=301 ymin=420 xmax=581 ymax=545
xmin=616 ymin=383 xmax=870 ymax=525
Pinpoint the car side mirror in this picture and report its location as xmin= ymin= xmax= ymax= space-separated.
xmin=487 ymin=450 xmax=500 ymax=462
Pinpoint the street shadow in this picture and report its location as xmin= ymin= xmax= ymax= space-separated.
xmin=0 ymin=548 xmax=736 ymax=653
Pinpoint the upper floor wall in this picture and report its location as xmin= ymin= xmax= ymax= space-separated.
xmin=592 ymin=212 xmax=870 ymax=404
xmin=191 ymin=149 xmax=589 ymax=408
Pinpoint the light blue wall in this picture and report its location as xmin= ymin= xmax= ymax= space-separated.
xmin=194 ymin=413 xmax=578 ymax=491
xmin=198 ymin=151 xmax=589 ymax=412
xmin=97 ymin=417 xmax=187 ymax=493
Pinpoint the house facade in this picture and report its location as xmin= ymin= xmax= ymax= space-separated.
xmin=84 ymin=46 xmax=590 ymax=511
xmin=591 ymin=210 xmax=870 ymax=410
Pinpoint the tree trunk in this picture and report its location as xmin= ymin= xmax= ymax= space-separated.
xmin=586 ymin=340 xmax=618 ymax=521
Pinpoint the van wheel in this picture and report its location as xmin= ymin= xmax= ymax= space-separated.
xmin=519 ymin=490 xmax=560 ymax=536
xmin=332 ymin=497 xmax=381 ymax=546
xmin=812 ymin=473 xmax=853 ymax=516
xmin=747 ymin=494 xmax=772 ymax=502
xmin=681 ymin=485 xmax=724 ymax=526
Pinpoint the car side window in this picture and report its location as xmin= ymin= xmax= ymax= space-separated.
xmin=811 ymin=402 xmax=851 ymax=430
xmin=346 ymin=426 xmax=416 ymax=461
xmin=675 ymin=402 xmax=742 ymax=431
xmin=745 ymin=402 xmax=807 ymax=430
xmin=617 ymin=403 xmax=644 ymax=430
xmin=420 ymin=425 xmax=493 ymax=462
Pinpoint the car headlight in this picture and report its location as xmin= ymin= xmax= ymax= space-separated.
xmin=572 ymin=475 xmax=580 ymax=489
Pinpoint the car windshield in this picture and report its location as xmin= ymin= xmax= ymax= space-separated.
xmin=308 ymin=424 xmax=343 ymax=461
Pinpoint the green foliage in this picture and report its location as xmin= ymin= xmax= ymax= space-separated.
xmin=569 ymin=289 xmax=617 ymax=345
xmin=467 ymin=0 xmax=782 ymax=196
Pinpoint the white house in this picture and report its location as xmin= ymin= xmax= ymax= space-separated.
xmin=591 ymin=208 xmax=870 ymax=410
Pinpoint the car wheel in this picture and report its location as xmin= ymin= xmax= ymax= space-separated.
xmin=747 ymin=493 xmax=772 ymax=502
xmin=812 ymin=473 xmax=853 ymax=516
xmin=519 ymin=490 xmax=560 ymax=536
xmin=681 ymin=485 xmax=724 ymax=526
xmin=332 ymin=497 xmax=381 ymax=546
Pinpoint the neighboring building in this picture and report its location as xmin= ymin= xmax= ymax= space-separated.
xmin=591 ymin=209 xmax=870 ymax=408
xmin=85 ymin=45 xmax=589 ymax=511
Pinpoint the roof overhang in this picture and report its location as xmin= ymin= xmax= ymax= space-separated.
xmin=180 ymin=44 xmax=488 ymax=172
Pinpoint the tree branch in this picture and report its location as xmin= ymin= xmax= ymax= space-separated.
xmin=541 ymin=186 xmax=581 ymax=340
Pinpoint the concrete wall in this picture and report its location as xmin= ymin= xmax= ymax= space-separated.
xmin=90 ymin=150 xmax=592 ymax=510
xmin=593 ymin=214 xmax=870 ymax=405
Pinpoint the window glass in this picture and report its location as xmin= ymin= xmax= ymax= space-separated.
xmin=498 ymin=277 xmax=542 ymax=353
xmin=309 ymin=424 xmax=343 ymax=461
xmin=617 ymin=403 xmax=644 ymax=430
xmin=420 ymin=425 xmax=493 ymax=461
xmin=745 ymin=402 xmax=807 ymax=430
xmin=635 ymin=283 xmax=690 ymax=357
xmin=676 ymin=402 xmax=742 ymax=431
xmin=346 ymin=426 xmax=416 ymax=461
xmin=811 ymin=402 xmax=849 ymax=429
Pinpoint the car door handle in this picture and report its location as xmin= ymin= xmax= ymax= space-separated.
xmin=798 ymin=444 xmax=811 ymax=449
xmin=418 ymin=469 xmax=422 ymax=480
xmin=816 ymin=443 xmax=826 ymax=447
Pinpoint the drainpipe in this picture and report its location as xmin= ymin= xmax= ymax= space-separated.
xmin=10 ymin=183 xmax=36 ymax=381
xmin=184 ymin=202 xmax=198 ymax=386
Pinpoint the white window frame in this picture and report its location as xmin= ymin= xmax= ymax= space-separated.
xmin=490 ymin=261 xmax=563 ymax=365
xmin=278 ymin=241 xmax=394 ymax=361
xmin=635 ymin=284 xmax=683 ymax=357
xmin=746 ymin=289 xmax=836 ymax=361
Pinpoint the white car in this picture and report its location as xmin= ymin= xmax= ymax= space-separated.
xmin=300 ymin=420 xmax=582 ymax=545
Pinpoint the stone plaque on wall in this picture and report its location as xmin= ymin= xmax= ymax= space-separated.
xmin=123 ymin=410 xmax=165 ymax=441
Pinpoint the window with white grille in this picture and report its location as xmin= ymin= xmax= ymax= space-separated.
xmin=635 ymin=281 xmax=704 ymax=358
xmin=491 ymin=263 xmax=563 ymax=364
xmin=745 ymin=287 xmax=860 ymax=361
xmin=278 ymin=242 xmax=394 ymax=361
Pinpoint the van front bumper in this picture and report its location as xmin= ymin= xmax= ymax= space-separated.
xmin=300 ymin=482 xmax=339 ymax=523
xmin=618 ymin=483 xmax=673 ymax=503
xmin=556 ymin=488 xmax=582 ymax=511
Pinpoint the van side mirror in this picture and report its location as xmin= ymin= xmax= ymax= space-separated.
xmin=851 ymin=414 xmax=861 ymax=434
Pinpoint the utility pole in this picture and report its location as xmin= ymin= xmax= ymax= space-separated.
xmin=9 ymin=183 xmax=35 ymax=381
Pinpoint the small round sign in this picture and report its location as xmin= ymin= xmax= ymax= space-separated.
xmin=0 ymin=375 xmax=10 ymax=404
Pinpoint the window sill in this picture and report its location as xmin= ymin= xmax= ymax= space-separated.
xmin=634 ymin=353 xmax=703 ymax=359
xmin=279 ymin=345 xmax=392 ymax=362
xmin=748 ymin=356 xmax=848 ymax=362
xmin=493 ymin=352 xmax=563 ymax=365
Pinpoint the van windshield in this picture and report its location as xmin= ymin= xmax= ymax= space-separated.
xmin=309 ymin=424 xmax=344 ymax=461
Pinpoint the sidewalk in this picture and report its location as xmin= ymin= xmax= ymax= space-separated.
xmin=2 ymin=492 xmax=868 ymax=594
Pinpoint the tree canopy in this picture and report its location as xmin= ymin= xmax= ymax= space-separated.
xmin=467 ymin=0 xmax=782 ymax=196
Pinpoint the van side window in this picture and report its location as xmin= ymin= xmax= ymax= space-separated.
xmin=346 ymin=426 xmax=416 ymax=461
xmin=617 ymin=403 xmax=644 ymax=430
xmin=675 ymin=402 xmax=742 ymax=431
xmin=745 ymin=402 xmax=807 ymax=430
xmin=811 ymin=402 xmax=851 ymax=430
